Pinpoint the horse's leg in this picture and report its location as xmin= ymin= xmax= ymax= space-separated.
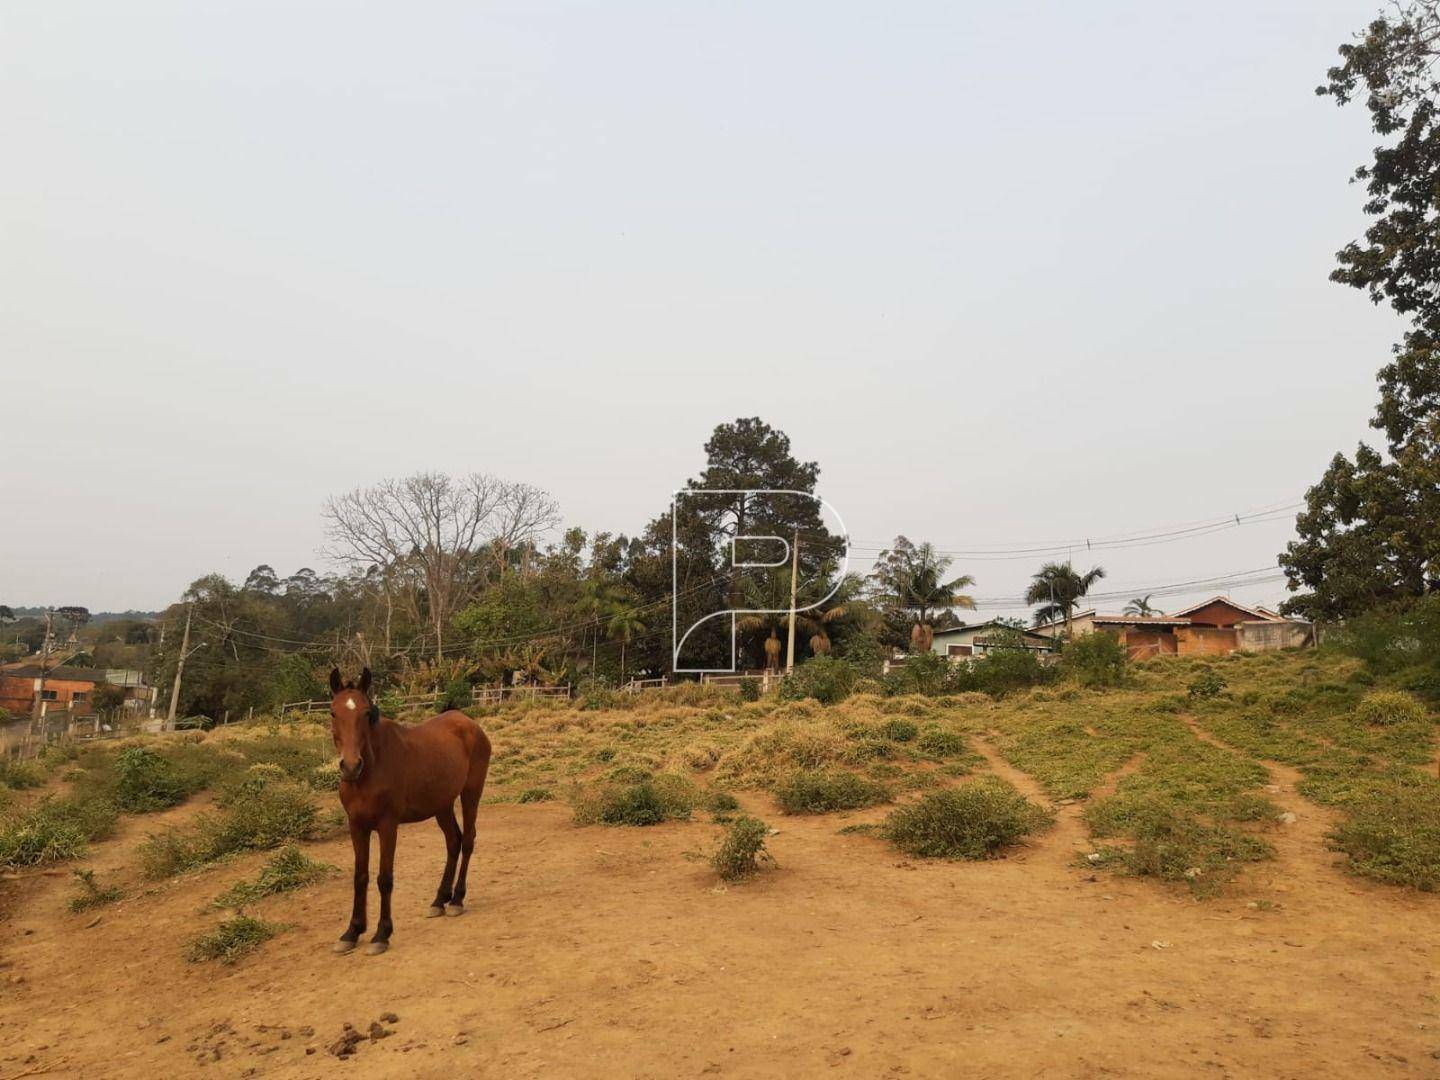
xmin=334 ymin=822 xmax=370 ymax=954
xmin=367 ymin=818 xmax=398 ymax=955
xmin=427 ymin=805 xmax=461 ymax=917
xmin=447 ymin=786 xmax=482 ymax=917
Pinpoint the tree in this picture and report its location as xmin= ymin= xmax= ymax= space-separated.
xmin=1281 ymin=6 xmax=1440 ymax=617
xmin=54 ymin=606 xmax=90 ymax=640
xmin=662 ymin=419 xmax=844 ymax=671
xmin=89 ymin=682 xmax=128 ymax=716
xmin=605 ymin=605 xmax=646 ymax=683
xmin=1319 ymin=2 xmax=1440 ymax=337
xmin=322 ymin=472 xmax=559 ymax=661
xmin=1281 ymin=437 xmax=1439 ymax=618
xmin=869 ymin=538 xmax=976 ymax=652
xmin=1124 ymin=595 xmax=1160 ymax=616
xmin=1025 ymin=563 xmax=1106 ymax=634
xmin=242 ymin=565 xmax=280 ymax=596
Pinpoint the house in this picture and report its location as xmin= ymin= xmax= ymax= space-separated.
xmin=1027 ymin=611 xmax=1192 ymax=659
xmin=1028 ymin=597 xmax=1313 ymax=659
xmin=0 ymin=665 xmax=152 ymax=718
xmin=929 ymin=621 xmax=1058 ymax=660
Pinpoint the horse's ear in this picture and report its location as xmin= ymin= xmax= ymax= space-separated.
xmin=359 ymin=667 xmax=372 ymax=695
xmin=329 ymin=667 xmax=343 ymax=695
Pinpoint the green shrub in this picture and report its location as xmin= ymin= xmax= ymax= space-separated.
xmin=139 ymin=778 xmax=320 ymax=879
xmin=707 ymin=790 xmax=741 ymax=819
xmin=1340 ymin=595 xmax=1440 ymax=696
xmin=0 ymin=760 xmax=46 ymax=790
xmin=207 ymin=779 xmax=320 ymax=853
xmin=572 ymin=774 xmax=697 ymax=826
xmin=970 ymin=633 xmax=1056 ymax=697
xmin=876 ymin=718 xmax=919 ymax=743
xmin=916 ymin=728 xmax=966 ymax=758
xmin=186 ymin=915 xmax=282 ymax=964
xmin=440 ymin=677 xmax=472 ymax=711
xmin=710 ymin=815 xmax=773 ymax=881
xmin=216 ymin=763 xmax=288 ymax=808
xmin=213 ymin=845 xmax=333 ymax=908
xmin=738 ymin=677 xmax=761 ymax=703
xmin=881 ymin=778 xmax=1052 ymax=859
xmin=1355 ymin=690 xmax=1427 ymax=727
xmin=67 ymin=868 xmax=123 ymax=913
xmin=884 ymin=652 xmax=952 ymax=697
xmin=774 ymin=770 xmax=890 ymax=815
xmin=0 ymin=793 xmax=118 ymax=870
xmin=1329 ymin=784 xmax=1440 ymax=890
xmin=516 ymin=787 xmax=553 ymax=803
xmin=1059 ymin=631 xmax=1128 ymax=689
xmin=1188 ymin=670 xmax=1227 ymax=698
xmin=233 ymin=735 xmax=330 ymax=781
xmin=113 ymin=747 xmax=188 ymax=812
xmin=781 ymin=656 xmax=858 ymax=705
xmin=308 ymin=760 xmax=341 ymax=791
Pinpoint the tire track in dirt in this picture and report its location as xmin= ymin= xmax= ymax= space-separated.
xmin=972 ymin=735 xmax=1143 ymax=868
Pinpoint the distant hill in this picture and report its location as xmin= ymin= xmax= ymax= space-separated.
xmin=7 ymin=608 xmax=159 ymax=623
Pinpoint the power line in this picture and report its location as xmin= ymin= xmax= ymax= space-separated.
xmin=848 ymin=503 xmax=1301 ymax=562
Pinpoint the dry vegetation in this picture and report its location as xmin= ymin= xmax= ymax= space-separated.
xmin=0 ymin=646 xmax=1436 ymax=950
xmin=1 ymin=645 xmax=1438 ymax=1077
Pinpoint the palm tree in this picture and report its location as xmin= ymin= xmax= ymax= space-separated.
xmin=735 ymin=569 xmax=865 ymax=669
xmin=873 ymin=540 xmax=975 ymax=652
xmin=606 ymin=605 xmax=646 ymax=684
xmin=1025 ymin=562 xmax=1106 ymax=637
xmin=1124 ymin=594 xmax=1160 ymax=617
xmin=577 ymin=578 xmax=626 ymax=677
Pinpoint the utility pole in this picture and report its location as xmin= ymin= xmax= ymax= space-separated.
xmin=165 ymin=607 xmax=192 ymax=732
xmin=29 ymin=610 xmax=54 ymax=733
xmin=785 ymin=531 xmax=800 ymax=673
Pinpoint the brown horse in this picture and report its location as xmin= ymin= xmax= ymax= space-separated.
xmin=327 ymin=667 xmax=492 ymax=955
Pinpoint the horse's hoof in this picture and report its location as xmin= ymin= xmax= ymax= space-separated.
xmin=426 ymin=905 xmax=445 ymax=918
xmin=366 ymin=940 xmax=390 ymax=956
xmin=445 ymin=904 xmax=464 ymax=918
xmin=333 ymin=940 xmax=358 ymax=955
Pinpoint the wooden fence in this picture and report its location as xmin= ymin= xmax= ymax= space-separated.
xmin=619 ymin=678 xmax=669 ymax=694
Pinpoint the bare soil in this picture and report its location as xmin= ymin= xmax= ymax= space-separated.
xmin=3 ymin=779 xmax=1440 ymax=1080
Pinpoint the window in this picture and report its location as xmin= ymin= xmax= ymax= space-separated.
xmin=71 ymin=692 xmax=87 ymax=703
xmin=40 ymin=689 xmax=58 ymax=700
xmin=947 ymin=644 xmax=972 ymax=657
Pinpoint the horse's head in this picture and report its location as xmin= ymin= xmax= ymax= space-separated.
xmin=329 ymin=666 xmax=378 ymax=782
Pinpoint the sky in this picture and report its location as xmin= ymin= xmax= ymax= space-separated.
xmin=1 ymin=1 xmax=1402 ymax=620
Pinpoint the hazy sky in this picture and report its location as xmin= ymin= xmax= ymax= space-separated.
xmin=2 ymin=1 xmax=1400 ymax=620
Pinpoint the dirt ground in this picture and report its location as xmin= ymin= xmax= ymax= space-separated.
xmin=3 ymin=752 xmax=1440 ymax=1080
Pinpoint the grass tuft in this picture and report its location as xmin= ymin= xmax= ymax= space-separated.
xmin=213 ymin=844 xmax=334 ymax=908
xmin=572 ymin=774 xmax=698 ymax=826
xmin=881 ymin=778 xmax=1052 ymax=859
xmin=67 ymin=868 xmax=123 ymax=913
xmin=773 ymin=770 xmax=890 ymax=815
xmin=186 ymin=915 xmax=282 ymax=964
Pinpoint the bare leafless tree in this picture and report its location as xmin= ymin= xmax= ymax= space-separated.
xmin=322 ymin=472 xmax=560 ymax=661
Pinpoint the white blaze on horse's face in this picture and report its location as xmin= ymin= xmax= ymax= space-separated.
xmin=331 ymin=692 xmax=369 ymax=782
